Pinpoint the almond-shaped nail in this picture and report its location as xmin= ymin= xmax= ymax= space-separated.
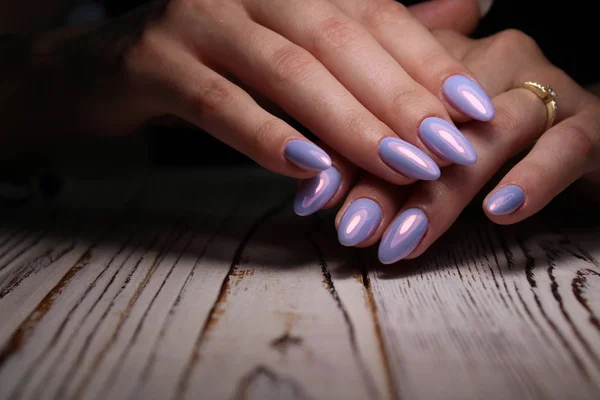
xmin=378 ymin=208 xmax=428 ymax=265
xmin=294 ymin=167 xmax=341 ymax=216
xmin=443 ymin=75 xmax=495 ymax=121
xmin=486 ymin=185 xmax=525 ymax=215
xmin=379 ymin=138 xmax=440 ymax=180
xmin=419 ymin=117 xmax=477 ymax=165
xmin=338 ymin=198 xmax=382 ymax=247
xmin=284 ymin=140 xmax=332 ymax=171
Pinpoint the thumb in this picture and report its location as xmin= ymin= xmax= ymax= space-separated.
xmin=408 ymin=0 xmax=492 ymax=35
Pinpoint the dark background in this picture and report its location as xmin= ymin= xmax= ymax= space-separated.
xmin=104 ymin=0 xmax=595 ymax=167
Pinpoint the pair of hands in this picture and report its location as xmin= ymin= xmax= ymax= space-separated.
xmin=24 ymin=0 xmax=600 ymax=263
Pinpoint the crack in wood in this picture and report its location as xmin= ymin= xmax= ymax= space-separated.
xmin=481 ymin=225 xmax=520 ymax=318
xmin=135 ymin=208 xmax=241 ymax=391
xmin=231 ymin=365 xmax=313 ymax=400
xmin=306 ymin=234 xmax=382 ymax=400
xmin=517 ymin=238 xmax=590 ymax=379
xmin=4 ymin=223 xmax=135 ymax=400
xmin=360 ymin=254 xmax=399 ymax=400
xmin=0 ymin=240 xmax=77 ymax=299
xmin=99 ymin=229 xmax=194 ymax=397
xmin=269 ymin=332 xmax=303 ymax=356
xmin=0 ymin=247 xmax=93 ymax=367
xmin=66 ymin=226 xmax=179 ymax=400
xmin=18 ymin=224 xmax=138 ymax=400
xmin=0 ymin=231 xmax=31 ymax=273
xmin=541 ymin=243 xmax=600 ymax=373
xmin=572 ymin=269 xmax=600 ymax=332
xmin=175 ymin=194 xmax=292 ymax=400
xmin=494 ymin=229 xmax=553 ymax=345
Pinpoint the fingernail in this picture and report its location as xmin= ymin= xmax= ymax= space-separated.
xmin=284 ymin=140 xmax=332 ymax=171
xmin=378 ymin=208 xmax=428 ymax=265
xmin=379 ymin=138 xmax=440 ymax=180
xmin=294 ymin=167 xmax=341 ymax=216
xmin=337 ymin=198 xmax=382 ymax=247
xmin=419 ymin=117 xmax=477 ymax=165
xmin=478 ymin=0 xmax=494 ymax=17
xmin=486 ymin=185 xmax=525 ymax=215
xmin=443 ymin=75 xmax=495 ymax=121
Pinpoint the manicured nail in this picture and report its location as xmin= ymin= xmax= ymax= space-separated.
xmin=486 ymin=185 xmax=525 ymax=215
xmin=338 ymin=198 xmax=382 ymax=247
xmin=284 ymin=140 xmax=332 ymax=171
xmin=294 ymin=167 xmax=341 ymax=216
xmin=443 ymin=75 xmax=495 ymax=121
xmin=478 ymin=0 xmax=494 ymax=17
xmin=378 ymin=208 xmax=428 ymax=265
xmin=379 ymin=138 xmax=440 ymax=180
xmin=419 ymin=117 xmax=477 ymax=165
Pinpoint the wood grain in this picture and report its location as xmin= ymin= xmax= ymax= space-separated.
xmin=0 ymin=168 xmax=599 ymax=400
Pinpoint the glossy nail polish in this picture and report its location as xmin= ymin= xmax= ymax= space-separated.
xmin=443 ymin=75 xmax=495 ymax=121
xmin=378 ymin=208 xmax=428 ymax=265
xmin=379 ymin=138 xmax=440 ymax=180
xmin=284 ymin=140 xmax=332 ymax=171
xmin=294 ymin=167 xmax=341 ymax=216
xmin=419 ymin=117 xmax=477 ymax=165
xmin=338 ymin=199 xmax=382 ymax=247
xmin=486 ymin=185 xmax=525 ymax=215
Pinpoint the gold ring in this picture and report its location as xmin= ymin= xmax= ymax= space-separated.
xmin=518 ymin=81 xmax=558 ymax=131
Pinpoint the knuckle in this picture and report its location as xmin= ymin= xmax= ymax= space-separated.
xmin=361 ymin=0 xmax=409 ymax=29
xmin=253 ymin=119 xmax=287 ymax=147
xmin=416 ymin=49 xmax=449 ymax=66
xmin=269 ymin=45 xmax=317 ymax=84
xmin=313 ymin=16 xmax=362 ymax=52
xmin=388 ymin=87 xmax=431 ymax=119
xmin=565 ymin=121 xmax=598 ymax=160
xmin=491 ymin=29 xmax=543 ymax=60
xmin=195 ymin=79 xmax=235 ymax=116
xmin=124 ymin=29 xmax=163 ymax=74
xmin=342 ymin=112 xmax=381 ymax=142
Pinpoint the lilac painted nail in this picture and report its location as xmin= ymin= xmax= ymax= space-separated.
xmin=338 ymin=199 xmax=382 ymax=247
xmin=284 ymin=140 xmax=332 ymax=171
xmin=378 ymin=208 xmax=428 ymax=265
xmin=443 ymin=75 xmax=495 ymax=121
xmin=419 ymin=117 xmax=477 ymax=165
xmin=294 ymin=167 xmax=341 ymax=216
xmin=379 ymin=138 xmax=440 ymax=180
xmin=486 ymin=185 xmax=525 ymax=215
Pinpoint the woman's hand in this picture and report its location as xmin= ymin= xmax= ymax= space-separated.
xmin=2 ymin=0 xmax=490 ymax=182
xmin=298 ymin=28 xmax=600 ymax=264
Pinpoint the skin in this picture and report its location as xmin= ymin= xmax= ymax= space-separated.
xmin=323 ymin=29 xmax=600 ymax=261
xmin=0 ymin=0 xmax=485 ymax=180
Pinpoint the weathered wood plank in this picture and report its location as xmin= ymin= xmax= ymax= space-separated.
xmin=1 ymin=169 xmax=599 ymax=400
xmin=175 ymin=209 xmax=388 ymax=400
xmin=368 ymin=217 xmax=600 ymax=400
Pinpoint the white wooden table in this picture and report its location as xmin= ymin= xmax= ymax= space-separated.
xmin=1 ymin=167 xmax=599 ymax=400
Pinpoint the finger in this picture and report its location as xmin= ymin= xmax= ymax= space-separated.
xmin=484 ymin=104 xmax=600 ymax=224
xmin=244 ymin=0 xmax=476 ymax=169
xmin=335 ymin=174 xmax=408 ymax=247
xmin=294 ymin=144 xmax=359 ymax=216
xmin=203 ymin=15 xmax=439 ymax=184
xmin=148 ymin=42 xmax=331 ymax=179
xmin=377 ymin=88 xmax=548 ymax=264
xmin=409 ymin=0 xmax=482 ymax=35
xmin=335 ymin=0 xmax=494 ymax=122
